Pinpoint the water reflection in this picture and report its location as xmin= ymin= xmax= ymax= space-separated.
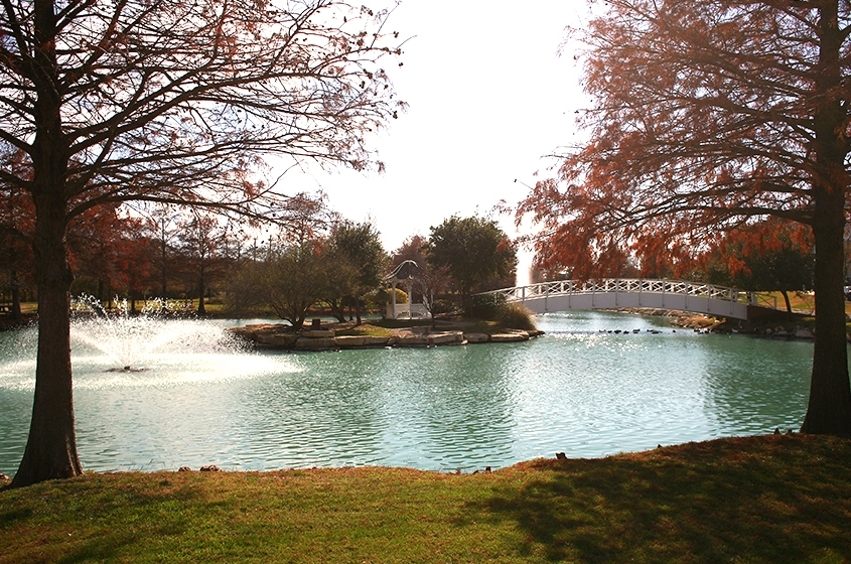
xmin=0 ymin=312 xmax=816 ymax=475
xmin=234 ymin=352 xmax=389 ymax=469
xmin=383 ymin=346 xmax=517 ymax=470
xmin=700 ymin=336 xmax=811 ymax=434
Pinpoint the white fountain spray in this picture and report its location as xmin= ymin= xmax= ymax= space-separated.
xmin=70 ymin=296 xmax=245 ymax=372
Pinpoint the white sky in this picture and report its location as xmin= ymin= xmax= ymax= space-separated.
xmin=282 ymin=1 xmax=592 ymax=277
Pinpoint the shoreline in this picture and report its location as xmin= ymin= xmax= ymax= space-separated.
xmin=227 ymin=321 xmax=546 ymax=351
xmin=604 ymin=307 xmax=820 ymax=340
xmin=3 ymin=307 xmax=825 ymax=343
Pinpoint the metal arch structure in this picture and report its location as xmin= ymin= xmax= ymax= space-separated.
xmin=478 ymin=279 xmax=777 ymax=321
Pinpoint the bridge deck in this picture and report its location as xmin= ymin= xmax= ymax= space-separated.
xmin=480 ymin=279 xmax=772 ymax=321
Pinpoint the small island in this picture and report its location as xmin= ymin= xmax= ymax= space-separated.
xmin=228 ymin=319 xmax=545 ymax=351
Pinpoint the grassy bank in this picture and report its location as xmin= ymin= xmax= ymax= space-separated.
xmin=2 ymin=434 xmax=850 ymax=563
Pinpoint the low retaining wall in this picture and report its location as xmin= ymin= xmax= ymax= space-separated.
xmin=227 ymin=324 xmax=543 ymax=351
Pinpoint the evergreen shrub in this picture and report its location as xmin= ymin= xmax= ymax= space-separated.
xmin=466 ymin=293 xmax=506 ymax=319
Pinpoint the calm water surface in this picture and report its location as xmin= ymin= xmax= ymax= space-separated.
xmin=0 ymin=312 xmax=814 ymax=475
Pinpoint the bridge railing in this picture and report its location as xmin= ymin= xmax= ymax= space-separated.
xmin=479 ymin=278 xmax=776 ymax=309
xmin=750 ymin=292 xmax=779 ymax=310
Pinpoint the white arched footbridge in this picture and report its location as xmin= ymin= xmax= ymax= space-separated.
xmin=479 ymin=279 xmax=777 ymax=321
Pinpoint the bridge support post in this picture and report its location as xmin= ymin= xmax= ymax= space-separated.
xmin=545 ymin=284 xmax=549 ymax=313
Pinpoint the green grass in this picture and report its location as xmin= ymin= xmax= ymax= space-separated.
xmin=2 ymin=434 xmax=850 ymax=563
xmin=334 ymin=322 xmax=394 ymax=338
xmin=761 ymin=291 xmax=851 ymax=316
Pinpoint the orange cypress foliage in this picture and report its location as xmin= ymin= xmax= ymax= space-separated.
xmin=518 ymin=0 xmax=851 ymax=435
xmin=696 ymin=218 xmax=814 ymax=281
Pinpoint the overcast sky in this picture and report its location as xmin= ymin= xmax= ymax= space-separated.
xmin=284 ymin=1 xmax=592 ymax=278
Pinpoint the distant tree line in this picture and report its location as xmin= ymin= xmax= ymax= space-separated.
xmin=2 ymin=185 xmax=519 ymax=330
xmin=1 ymin=198 xmax=254 ymax=318
xmin=226 ymin=204 xmax=518 ymax=328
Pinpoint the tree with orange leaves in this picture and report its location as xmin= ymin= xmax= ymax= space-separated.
xmin=0 ymin=148 xmax=35 ymax=323
xmin=518 ymin=1 xmax=851 ymax=435
xmin=697 ymin=219 xmax=815 ymax=314
xmin=391 ymin=234 xmax=429 ymax=270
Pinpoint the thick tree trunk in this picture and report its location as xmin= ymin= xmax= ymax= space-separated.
xmin=11 ymin=0 xmax=83 ymax=487
xmin=801 ymin=2 xmax=851 ymax=436
xmin=801 ymin=187 xmax=851 ymax=435
xmin=11 ymin=202 xmax=82 ymax=487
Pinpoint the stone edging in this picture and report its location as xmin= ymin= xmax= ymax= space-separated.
xmin=227 ymin=324 xmax=544 ymax=351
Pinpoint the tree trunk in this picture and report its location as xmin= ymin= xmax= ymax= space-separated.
xmin=10 ymin=268 xmax=22 ymax=325
xmin=160 ymin=224 xmax=168 ymax=296
xmin=801 ymin=186 xmax=851 ymax=435
xmin=801 ymin=0 xmax=851 ymax=435
xmin=11 ymin=0 xmax=83 ymax=487
xmin=198 ymin=265 xmax=206 ymax=315
xmin=781 ymin=290 xmax=793 ymax=315
xmin=12 ymin=198 xmax=82 ymax=487
xmin=460 ymin=286 xmax=471 ymax=314
xmin=328 ymin=298 xmax=346 ymax=322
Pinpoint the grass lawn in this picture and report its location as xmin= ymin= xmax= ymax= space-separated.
xmin=2 ymin=434 xmax=850 ymax=563
xmin=761 ymin=290 xmax=851 ymax=316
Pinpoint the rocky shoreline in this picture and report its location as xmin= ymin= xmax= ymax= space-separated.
xmin=229 ymin=305 xmax=829 ymax=351
xmin=605 ymin=307 xmax=818 ymax=340
xmin=227 ymin=323 xmax=545 ymax=351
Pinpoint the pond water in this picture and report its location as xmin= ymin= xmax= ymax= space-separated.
xmin=0 ymin=311 xmax=814 ymax=475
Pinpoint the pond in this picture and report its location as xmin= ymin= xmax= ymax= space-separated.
xmin=0 ymin=311 xmax=813 ymax=475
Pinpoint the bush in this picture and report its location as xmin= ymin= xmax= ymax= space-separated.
xmin=364 ymin=288 xmax=408 ymax=313
xmin=464 ymin=294 xmax=536 ymax=330
xmin=430 ymin=299 xmax=456 ymax=315
xmin=465 ymin=293 xmax=506 ymax=319
xmin=498 ymin=303 xmax=536 ymax=331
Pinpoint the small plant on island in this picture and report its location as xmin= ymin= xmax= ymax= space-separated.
xmin=497 ymin=303 xmax=537 ymax=332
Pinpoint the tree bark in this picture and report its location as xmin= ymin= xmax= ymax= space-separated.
xmin=801 ymin=184 xmax=851 ymax=435
xmin=11 ymin=198 xmax=82 ymax=487
xmin=11 ymin=0 xmax=83 ymax=486
xmin=800 ymin=1 xmax=851 ymax=436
